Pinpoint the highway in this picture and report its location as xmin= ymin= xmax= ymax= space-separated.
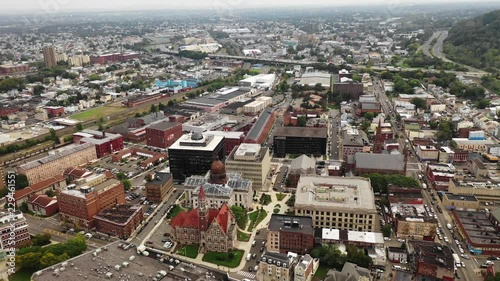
xmin=431 ymin=30 xmax=449 ymax=61
xmin=421 ymin=31 xmax=442 ymax=57
xmin=159 ymin=50 xmax=488 ymax=78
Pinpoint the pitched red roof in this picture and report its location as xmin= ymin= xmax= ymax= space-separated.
xmin=170 ymin=209 xmax=199 ymax=229
xmin=63 ymin=167 xmax=89 ymax=178
xmin=14 ymin=175 xmax=65 ymax=201
xmin=27 ymin=194 xmax=57 ymax=208
xmin=170 ymin=204 xmax=232 ymax=233
xmin=214 ymin=203 xmax=232 ymax=234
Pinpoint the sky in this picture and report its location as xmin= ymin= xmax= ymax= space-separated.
xmin=2 ymin=0 xmax=494 ymax=13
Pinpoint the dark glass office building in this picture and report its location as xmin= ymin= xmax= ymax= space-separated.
xmin=168 ymin=133 xmax=225 ymax=183
xmin=273 ymin=127 xmax=327 ymax=157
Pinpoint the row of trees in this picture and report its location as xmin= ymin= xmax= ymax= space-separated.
xmin=311 ymin=244 xmax=373 ymax=270
xmin=363 ymin=173 xmax=420 ymax=194
xmin=16 ymin=235 xmax=87 ymax=270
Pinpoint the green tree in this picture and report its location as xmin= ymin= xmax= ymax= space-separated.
xmin=477 ymin=99 xmax=491 ymax=109
xmin=314 ymin=83 xmax=324 ymax=92
xmin=116 ymin=172 xmax=127 ymax=180
xmin=32 ymin=233 xmax=52 ymax=246
xmin=411 ymin=97 xmax=426 ymax=109
xmin=88 ymin=74 xmax=102 ymax=81
xmin=297 ymin=116 xmax=307 ymax=127
xmin=45 ymin=190 xmax=56 ymax=197
xmin=382 ymin=224 xmax=392 ymax=237
xmin=33 ymin=85 xmax=45 ymax=95
xmin=150 ymin=104 xmax=158 ymax=113
xmin=75 ymin=123 xmax=83 ymax=131
xmin=364 ymin=112 xmax=375 ymax=121
xmin=16 ymin=252 xmax=42 ymax=269
xmin=168 ymin=100 xmax=175 ymax=106
xmin=122 ymin=179 xmax=132 ymax=190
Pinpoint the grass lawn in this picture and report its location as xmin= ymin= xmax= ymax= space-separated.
xmin=177 ymin=244 xmax=199 ymax=259
xmin=276 ymin=193 xmax=286 ymax=201
xmin=9 ymin=268 xmax=36 ymax=281
xmin=203 ymin=250 xmax=244 ymax=268
xmin=70 ymin=106 xmax=127 ymax=121
xmin=237 ymin=230 xmax=250 ymax=242
xmin=312 ymin=265 xmax=330 ymax=281
xmin=167 ymin=205 xmax=184 ymax=219
xmin=247 ymin=209 xmax=268 ymax=231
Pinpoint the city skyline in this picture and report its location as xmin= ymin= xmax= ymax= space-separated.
xmin=2 ymin=0 xmax=498 ymax=13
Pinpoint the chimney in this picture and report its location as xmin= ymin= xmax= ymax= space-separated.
xmin=102 ymin=131 xmax=105 ymax=138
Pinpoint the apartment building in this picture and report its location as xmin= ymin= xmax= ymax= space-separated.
xmin=294 ymin=176 xmax=377 ymax=231
xmin=94 ymin=205 xmax=143 ymax=239
xmin=225 ymin=143 xmax=271 ymax=190
xmin=145 ymin=172 xmax=174 ymax=203
xmin=294 ymin=255 xmax=318 ymax=281
xmin=17 ymin=143 xmax=97 ymax=185
xmin=0 ymin=212 xmax=31 ymax=249
xmin=257 ymin=252 xmax=299 ymax=281
xmin=267 ymin=215 xmax=315 ymax=255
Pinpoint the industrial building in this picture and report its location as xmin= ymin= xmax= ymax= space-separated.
xmin=452 ymin=210 xmax=500 ymax=255
xmin=239 ymin=74 xmax=277 ymax=89
xmin=244 ymin=108 xmax=275 ymax=144
xmin=17 ymin=143 xmax=98 ymax=185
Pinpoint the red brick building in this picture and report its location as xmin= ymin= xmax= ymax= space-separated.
xmin=0 ymin=64 xmax=30 ymax=75
xmin=94 ymin=204 xmax=143 ymax=239
xmin=244 ymin=108 xmax=275 ymax=144
xmin=13 ymin=175 xmax=66 ymax=206
xmin=145 ymin=121 xmax=183 ymax=149
xmin=458 ymin=127 xmax=481 ymax=138
xmin=0 ymin=108 xmax=19 ymax=117
xmin=90 ymin=52 xmax=140 ymax=64
xmin=45 ymin=106 xmax=65 ymax=117
xmin=74 ymin=129 xmax=124 ymax=158
xmin=57 ymin=179 xmax=126 ymax=230
xmin=453 ymin=150 xmax=468 ymax=163
xmin=266 ymin=214 xmax=315 ymax=255
xmin=333 ymin=82 xmax=364 ymax=99
xmin=27 ymin=194 xmax=59 ymax=216
xmin=407 ymin=241 xmax=455 ymax=281
xmin=426 ymin=163 xmax=455 ymax=191
xmin=145 ymin=172 xmax=174 ymax=203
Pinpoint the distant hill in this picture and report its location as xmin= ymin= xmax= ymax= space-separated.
xmin=444 ymin=10 xmax=500 ymax=72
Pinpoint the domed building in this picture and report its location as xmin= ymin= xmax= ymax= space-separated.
xmin=183 ymin=158 xmax=253 ymax=210
xmin=209 ymin=158 xmax=227 ymax=184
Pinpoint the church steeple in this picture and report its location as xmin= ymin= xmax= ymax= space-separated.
xmin=198 ymin=185 xmax=209 ymax=231
xmin=373 ymin=117 xmax=383 ymax=154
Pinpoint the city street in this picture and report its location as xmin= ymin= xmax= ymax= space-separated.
xmin=329 ymin=109 xmax=340 ymax=160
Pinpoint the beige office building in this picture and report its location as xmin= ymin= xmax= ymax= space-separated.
xmin=294 ymin=176 xmax=378 ymax=232
xmin=448 ymin=179 xmax=500 ymax=199
xmin=225 ymin=143 xmax=271 ymax=190
xmin=43 ymin=46 xmax=57 ymax=67
xmin=17 ymin=143 xmax=98 ymax=185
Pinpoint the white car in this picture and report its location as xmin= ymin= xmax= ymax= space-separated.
xmin=444 ymin=237 xmax=449 ymax=242
xmin=384 ymin=237 xmax=391 ymax=241
xmin=459 ymin=248 xmax=464 ymax=254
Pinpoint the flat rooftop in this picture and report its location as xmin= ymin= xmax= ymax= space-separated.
xmin=19 ymin=143 xmax=95 ymax=170
xmin=147 ymin=121 xmax=180 ymax=131
xmin=295 ymin=176 xmax=376 ymax=213
xmin=168 ymin=133 xmax=223 ymax=152
xmin=453 ymin=210 xmax=500 ymax=246
xmin=94 ymin=205 xmax=142 ymax=225
xmin=274 ymin=126 xmax=327 ymax=138
xmin=31 ymin=240 xmax=226 ymax=281
xmin=319 ymin=228 xmax=384 ymax=245
xmin=268 ymin=214 xmax=314 ymax=234
xmin=444 ymin=193 xmax=478 ymax=202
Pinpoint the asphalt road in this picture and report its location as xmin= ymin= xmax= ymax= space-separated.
xmin=421 ymin=31 xmax=442 ymax=58
xmin=432 ymin=30 xmax=449 ymax=61
xmin=273 ymin=166 xmax=288 ymax=192
xmin=329 ymin=110 xmax=340 ymax=160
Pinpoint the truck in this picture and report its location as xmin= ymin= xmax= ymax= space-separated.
xmin=246 ymin=253 xmax=252 ymax=261
xmin=447 ymin=223 xmax=453 ymax=230
xmin=453 ymin=254 xmax=461 ymax=267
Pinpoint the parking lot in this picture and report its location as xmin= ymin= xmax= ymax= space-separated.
xmin=146 ymin=216 xmax=176 ymax=253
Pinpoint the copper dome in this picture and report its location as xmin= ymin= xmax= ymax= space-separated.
xmin=210 ymin=159 xmax=226 ymax=175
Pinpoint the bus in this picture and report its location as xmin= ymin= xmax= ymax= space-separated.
xmin=453 ymin=253 xmax=461 ymax=267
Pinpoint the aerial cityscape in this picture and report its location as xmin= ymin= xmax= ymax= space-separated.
xmin=0 ymin=1 xmax=500 ymax=281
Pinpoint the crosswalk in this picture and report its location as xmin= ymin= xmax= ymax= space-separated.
xmin=237 ymin=271 xmax=255 ymax=279
xmin=44 ymin=228 xmax=66 ymax=237
xmin=45 ymin=217 xmax=60 ymax=225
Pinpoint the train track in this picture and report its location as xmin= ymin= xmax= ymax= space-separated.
xmin=0 ymin=79 xmax=224 ymax=166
